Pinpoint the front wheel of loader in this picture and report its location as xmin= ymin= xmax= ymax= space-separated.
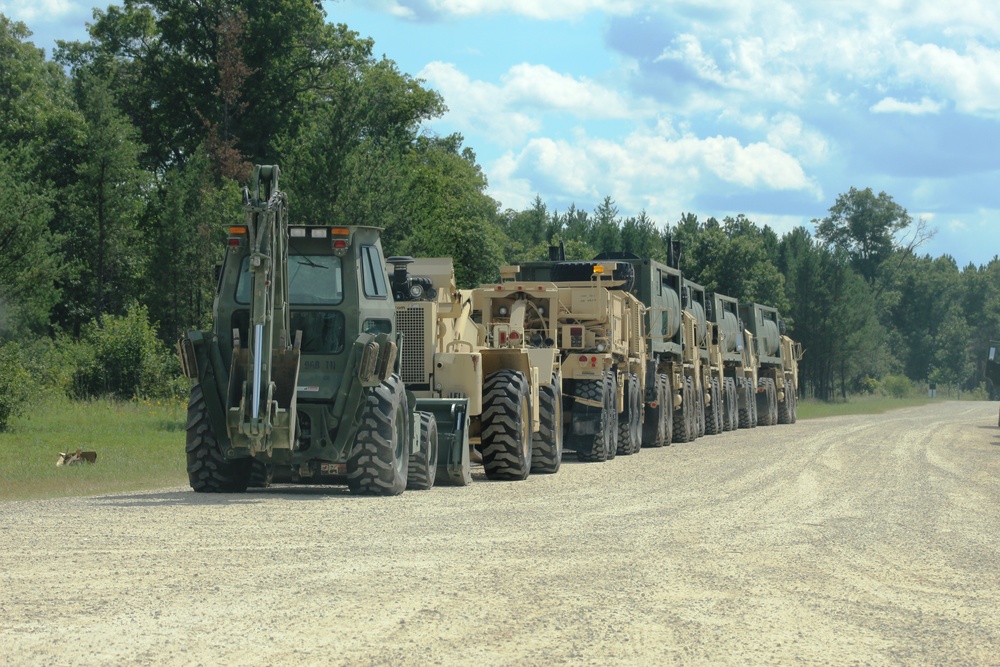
xmin=481 ymin=369 xmax=532 ymax=480
xmin=406 ymin=412 xmax=438 ymax=490
xmin=186 ymin=383 xmax=251 ymax=493
xmin=531 ymin=373 xmax=563 ymax=474
xmin=347 ymin=374 xmax=410 ymax=496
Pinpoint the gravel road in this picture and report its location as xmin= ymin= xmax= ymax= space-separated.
xmin=2 ymin=401 xmax=999 ymax=666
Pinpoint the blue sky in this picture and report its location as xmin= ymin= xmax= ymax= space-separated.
xmin=6 ymin=0 xmax=1000 ymax=267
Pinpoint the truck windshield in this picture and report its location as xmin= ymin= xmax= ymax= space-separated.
xmin=235 ymin=254 xmax=344 ymax=305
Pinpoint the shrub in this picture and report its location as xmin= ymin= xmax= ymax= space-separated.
xmin=71 ymin=303 xmax=186 ymax=401
xmin=880 ymin=374 xmax=913 ymax=399
xmin=0 ymin=342 xmax=33 ymax=430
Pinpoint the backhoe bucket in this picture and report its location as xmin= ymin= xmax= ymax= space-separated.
xmin=227 ymin=345 xmax=300 ymax=453
xmin=415 ymin=398 xmax=472 ymax=486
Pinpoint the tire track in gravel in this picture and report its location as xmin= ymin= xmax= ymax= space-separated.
xmin=1 ymin=401 xmax=998 ymax=666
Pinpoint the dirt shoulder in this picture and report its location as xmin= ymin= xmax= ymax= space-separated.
xmin=2 ymin=401 xmax=998 ymax=666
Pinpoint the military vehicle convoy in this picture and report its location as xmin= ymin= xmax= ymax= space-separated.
xmin=178 ymin=166 xmax=802 ymax=494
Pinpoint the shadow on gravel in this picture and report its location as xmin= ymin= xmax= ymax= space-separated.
xmin=93 ymin=484 xmax=356 ymax=507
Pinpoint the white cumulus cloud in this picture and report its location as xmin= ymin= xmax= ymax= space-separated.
xmin=419 ymin=61 xmax=636 ymax=144
xmin=896 ymin=41 xmax=1000 ymax=117
xmin=489 ymin=127 xmax=819 ymax=222
xmin=870 ymin=96 xmax=945 ymax=114
xmin=374 ymin=0 xmax=644 ymax=20
xmin=0 ymin=0 xmax=78 ymax=22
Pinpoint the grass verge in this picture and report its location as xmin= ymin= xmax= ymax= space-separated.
xmin=0 ymin=394 xmax=187 ymax=502
xmin=0 ymin=392 xmax=949 ymax=502
xmin=796 ymin=396 xmax=938 ymax=420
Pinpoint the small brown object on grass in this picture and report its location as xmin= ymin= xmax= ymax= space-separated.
xmin=56 ymin=450 xmax=98 ymax=467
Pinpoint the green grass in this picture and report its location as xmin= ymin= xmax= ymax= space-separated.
xmin=796 ymin=395 xmax=938 ymax=420
xmin=0 ymin=394 xmax=187 ymax=502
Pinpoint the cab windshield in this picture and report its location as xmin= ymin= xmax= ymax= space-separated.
xmin=235 ymin=254 xmax=344 ymax=305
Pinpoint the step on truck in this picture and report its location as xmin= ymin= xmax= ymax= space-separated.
xmin=177 ymin=165 xmax=466 ymax=495
xmin=389 ymin=256 xmax=558 ymax=481
xmin=738 ymin=303 xmax=802 ymax=426
xmin=512 ymin=254 xmax=650 ymax=461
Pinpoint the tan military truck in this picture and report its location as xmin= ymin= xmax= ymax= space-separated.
xmin=389 ymin=257 xmax=559 ymax=481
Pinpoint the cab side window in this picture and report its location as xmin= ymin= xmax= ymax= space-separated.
xmin=360 ymin=245 xmax=388 ymax=299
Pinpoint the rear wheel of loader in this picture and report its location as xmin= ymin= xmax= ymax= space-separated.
xmin=481 ymin=369 xmax=532 ymax=480
xmin=617 ymin=373 xmax=642 ymax=455
xmin=347 ymin=374 xmax=410 ymax=496
xmin=186 ymin=384 xmax=251 ymax=493
xmin=531 ymin=373 xmax=563 ymax=474
xmin=406 ymin=412 xmax=438 ymax=490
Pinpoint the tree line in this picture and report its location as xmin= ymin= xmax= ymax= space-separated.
xmin=1 ymin=2 xmax=998 ymax=411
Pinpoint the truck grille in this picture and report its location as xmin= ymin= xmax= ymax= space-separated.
xmin=395 ymin=306 xmax=426 ymax=385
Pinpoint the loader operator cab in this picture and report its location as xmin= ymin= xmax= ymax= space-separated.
xmin=216 ymin=224 xmax=396 ymax=409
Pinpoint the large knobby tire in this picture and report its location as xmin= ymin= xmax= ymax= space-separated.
xmin=406 ymin=412 xmax=439 ymax=490
xmin=673 ymin=376 xmax=693 ymax=443
xmin=576 ymin=373 xmax=616 ymax=462
xmin=769 ymin=379 xmax=779 ymax=425
xmin=757 ymin=378 xmax=778 ymax=426
xmin=721 ymin=378 xmax=736 ymax=432
xmin=705 ymin=378 xmax=722 ymax=436
xmin=481 ymin=370 xmax=532 ymax=480
xmin=642 ymin=374 xmax=671 ymax=448
xmin=531 ymin=374 xmax=563 ymax=474
xmin=695 ymin=380 xmax=706 ymax=439
xmin=790 ymin=386 xmax=798 ymax=424
xmin=186 ymin=383 xmax=251 ymax=493
xmin=737 ymin=378 xmax=753 ymax=429
xmin=602 ymin=372 xmax=620 ymax=460
xmin=347 ymin=374 xmax=410 ymax=496
xmin=777 ymin=380 xmax=793 ymax=424
xmin=248 ymin=459 xmax=273 ymax=488
xmin=756 ymin=378 xmax=771 ymax=426
xmin=617 ymin=373 xmax=642 ymax=455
